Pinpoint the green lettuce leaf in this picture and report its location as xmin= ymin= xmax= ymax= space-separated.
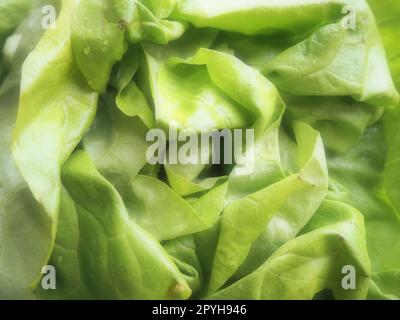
xmin=210 ymin=200 xmax=370 ymax=300
xmin=12 ymin=0 xmax=98 ymax=222
xmin=2 ymin=0 xmax=400 ymax=301
xmin=0 ymin=4 xmax=55 ymax=298
xmin=37 ymin=150 xmax=191 ymax=299
xmin=207 ymin=122 xmax=328 ymax=294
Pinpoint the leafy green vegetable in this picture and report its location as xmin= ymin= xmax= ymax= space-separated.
xmin=210 ymin=200 xmax=371 ymax=300
xmin=12 ymin=0 xmax=98 ymax=221
xmin=207 ymin=122 xmax=329 ymax=294
xmin=1 ymin=0 xmax=400 ymax=300
xmin=37 ymin=150 xmax=191 ymax=299
xmin=0 ymin=3 xmax=55 ymax=299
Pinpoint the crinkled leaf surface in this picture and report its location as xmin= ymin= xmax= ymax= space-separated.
xmin=1 ymin=0 xmax=400 ymax=300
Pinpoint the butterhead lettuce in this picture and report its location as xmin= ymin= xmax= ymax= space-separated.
xmin=0 ymin=0 xmax=399 ymax=300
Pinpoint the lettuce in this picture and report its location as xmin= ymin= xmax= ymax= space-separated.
xmin=0 ymin=0 xmax=399 ymax=300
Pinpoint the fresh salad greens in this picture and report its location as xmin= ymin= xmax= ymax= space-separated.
xmin=0 ymin=0 xmax=399 ymax=300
